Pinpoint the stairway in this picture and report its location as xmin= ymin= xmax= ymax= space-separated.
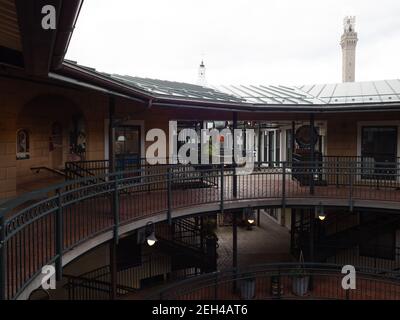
xmin=156 ymin=218 xmax=218 ymax=272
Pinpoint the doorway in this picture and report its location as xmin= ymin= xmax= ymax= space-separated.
xmin=114 ymin=125 xmax=141 ymax=171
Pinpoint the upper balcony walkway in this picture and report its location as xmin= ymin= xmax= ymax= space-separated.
xmin=1 ymin=159 xmax=400 ymax=299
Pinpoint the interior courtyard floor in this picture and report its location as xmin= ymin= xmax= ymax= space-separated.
xmin=216 ymin=211 xmax=294 ymax=270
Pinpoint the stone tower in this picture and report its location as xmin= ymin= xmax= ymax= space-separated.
xmin=340 ymin=16 xmax=358 ymax=82
xmin=197 ymin=60 xmax=206 ymax=86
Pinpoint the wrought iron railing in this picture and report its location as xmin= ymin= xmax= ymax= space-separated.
xmin=1 ymin=159 xmax=400 ymax=299
xmin=318 ymin=244 xmax=400 ymax=274
xmin=64 ymin=253 xmax=169 ymax=300
xmin=148 ymin=263 xmax=400 ymax=300
xmin=63 ymin=251 xmax=204 ymax=300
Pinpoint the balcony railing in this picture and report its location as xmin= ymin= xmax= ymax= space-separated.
xmin=147 ymin=263 xmax=400 ymax=300
xmin=1 ymin=159 xmax=400 ymax=299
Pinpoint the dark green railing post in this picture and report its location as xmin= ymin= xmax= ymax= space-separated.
xmin=0 ymin=215 xmax=6 ymax=300
xmin=167 ymin=167 xmax=172 ymax=225
xmin=113 ymin=178 xmax=120 ymax=243
xmin=55 ymin=189 xmax=63 ymax=281
xmin=220 ymin=164 xmax=224 ymax=213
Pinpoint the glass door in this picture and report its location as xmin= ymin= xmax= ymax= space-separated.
xmin=114 ymin=126 xmax=141 ymax=172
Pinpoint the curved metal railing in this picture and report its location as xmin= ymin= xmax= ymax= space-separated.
xmin=148 ymin=262 xmax=400 ymax=300
xmin=1 ymin=160 xmax=400 ymax=299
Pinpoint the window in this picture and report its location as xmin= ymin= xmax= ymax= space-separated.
xmin=16 ymin=129 xmax=30 ymax=160
xmin=361 ymin=126 xmax=397 ymax=180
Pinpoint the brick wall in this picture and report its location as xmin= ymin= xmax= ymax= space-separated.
xmin=0 ymin=78 xmax=107 ymax=201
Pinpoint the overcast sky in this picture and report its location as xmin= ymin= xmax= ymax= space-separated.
xmin=66 ymin=0 xmax=400 ymax=86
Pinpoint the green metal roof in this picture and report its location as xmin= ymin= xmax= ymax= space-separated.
xmin=63 ymin=60 xmax=400 ymax=109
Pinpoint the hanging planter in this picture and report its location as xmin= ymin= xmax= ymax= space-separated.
xmin=291 ymin=250 xmax=310 ymax=297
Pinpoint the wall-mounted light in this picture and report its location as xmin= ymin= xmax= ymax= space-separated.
xmin=117 ymin=135 xmax=126 ymax=142
xmin=145 ymin=222 xmax=157 ymax=246
xmin=316 ymin=203 xmax=326 ymax=221
xmin=245 ymin=206 xmax=256 ymax=225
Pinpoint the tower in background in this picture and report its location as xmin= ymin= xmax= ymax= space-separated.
xmin=340 ymin=16 xmax=358 ymax=82
xmin=197 ymin=60 xmax=207 ymax=86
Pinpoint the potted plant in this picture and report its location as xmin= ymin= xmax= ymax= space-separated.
xmin=291 ymin=250 xmax=310 ymax=296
